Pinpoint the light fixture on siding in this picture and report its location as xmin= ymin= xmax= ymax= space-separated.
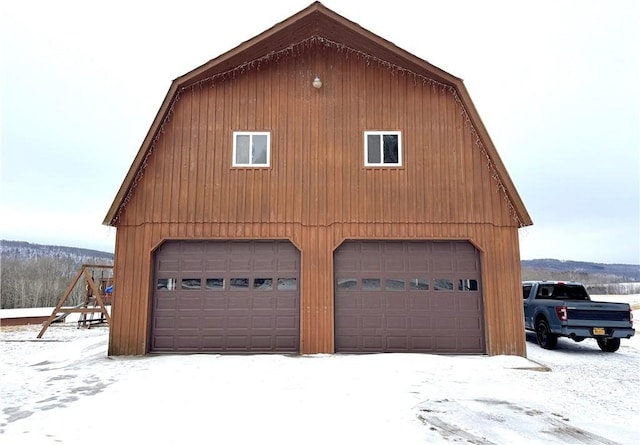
xmin=312 ymin=75 xmax=322 ymax=89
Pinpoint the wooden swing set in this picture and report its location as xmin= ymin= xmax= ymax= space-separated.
xmin=37 ymin=264 xmax=113 ymax=338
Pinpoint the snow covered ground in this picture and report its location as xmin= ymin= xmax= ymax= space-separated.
xmin=1 ymin=297 xmax=638 ymax=444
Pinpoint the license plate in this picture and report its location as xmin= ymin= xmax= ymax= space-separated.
xmin=593 ymin=327 xmax=605 ymax=335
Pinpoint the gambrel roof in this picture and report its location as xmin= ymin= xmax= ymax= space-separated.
xmin=104 ymin=1 xmax=532 ymax=227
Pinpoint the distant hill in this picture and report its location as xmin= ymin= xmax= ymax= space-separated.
xmin=0 ymin=240 xmax=113 ymax=263
xmin=521 ymin=258 xmax=640 ymax=282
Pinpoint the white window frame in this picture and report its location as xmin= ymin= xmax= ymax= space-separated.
xmin=232 ymin=131 xmax=271 ymax=167
xmin=364 ymin=131 xmax=402 ymax=167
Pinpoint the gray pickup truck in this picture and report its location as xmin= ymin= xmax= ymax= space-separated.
xmin=523 ymin=281 xmax=635 ymax=352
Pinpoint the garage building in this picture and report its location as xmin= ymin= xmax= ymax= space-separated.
xmin=104 ymin=2 xmax=532 ymax=356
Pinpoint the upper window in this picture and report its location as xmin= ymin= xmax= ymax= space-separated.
xmin=233 ymin=132 xmax=270 ymax=167
xmin=364 ymin=131 xmax=402 ymax=166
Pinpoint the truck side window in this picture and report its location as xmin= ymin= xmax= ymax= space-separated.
xmin=522 ymin=285 xmax=532 ymax=299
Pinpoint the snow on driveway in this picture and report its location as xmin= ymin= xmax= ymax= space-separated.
xmin=1 ymin=316 xmax=638 ymax=444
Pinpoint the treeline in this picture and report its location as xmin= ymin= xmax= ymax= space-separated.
xmin=522 ymin=267 xmax=639 ymax=294
xmin=1 ymin=257 xmax=113 ymax=309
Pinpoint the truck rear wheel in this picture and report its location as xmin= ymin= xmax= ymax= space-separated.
xmin=596 ymin=337 xmax=620 ymax=352
xmin=536 ymin=319 xmax=558 ymax=350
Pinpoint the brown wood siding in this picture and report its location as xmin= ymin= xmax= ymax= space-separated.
xmin=108 ymin=44 xmax=525 ymax=357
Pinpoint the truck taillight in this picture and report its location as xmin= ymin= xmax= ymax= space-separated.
xmin=555 ymin=306 xmax=568 ymax=322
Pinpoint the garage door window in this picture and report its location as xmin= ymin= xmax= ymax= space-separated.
xmin=254 ymin=278 xmax=273 ymax=290
xmin=337 ymin=278 xmax=357 ymax=290
xmin=409 ymin=278 xmax=429 ymax=290
xmin=157 ymin=278 xmax=177 ymax=290
xmin=385 ymin=278 xmax=405 ymax=291
xmin=277 ymin=278 xmax=297 ymax=290
xmin=230 ymin=278 xmax=250 ymax=290
xmin=181 ymin=278 xmax=201 ymax=290
xmin=362 ymin=278 xmax=381 ymax=290
xmin=459 ymin=279 xmax=479 ymax=291
xmin=206 ymin=278 xmax=225 ymax=290
xmin=434 ymin=278 xmax=453 ymax=291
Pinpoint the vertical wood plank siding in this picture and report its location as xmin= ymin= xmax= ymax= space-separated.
xmin=109 ymin=44 xmax=525 ymax=356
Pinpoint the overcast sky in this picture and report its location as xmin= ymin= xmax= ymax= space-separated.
xmin=1 ymin=0 xmax=638 ymax=264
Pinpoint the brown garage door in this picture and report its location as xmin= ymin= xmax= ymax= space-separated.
xmin=151 ymin=240 xmax=299 ymax=353
xmin=334 ymin=240 xmax=485 ymax=353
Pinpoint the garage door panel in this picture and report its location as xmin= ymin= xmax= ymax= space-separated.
xmin=275 ymin=336 xmax=298 ymax=349
xmin=177 ymin=296 xmax=201 ymax=309
xmin=363 ymin=295 xmax=383 ymax=309
xmin=362 ymin=336 xmax=384 ymax=349
xmin=277 ymin=259 xmax=298 ymax=271
xmin=459 ymin=336 xmax=483 ymax=350
xmin=386 ymin=296 xmax=409 ymax=311
xmin=361 ymin=257 xmax=383 ymax=271
xmin=410 ymin=316 xmax=431 ymax=329
xmin=362 ymin=315 xmax=384 ymax=328
xmin=181 ymin=258 xmax=203 ymax=272
xmin=434 ymin=337 xmax=457 ymax=351
xmin=157 ymin=258 xmax=179 ymax=272
xmin=203 ymin=297 xmax=226 ymax=310
xmin=205 ymin=258 xmax=226 ymax=272
xmin=410 ymin=337 xmax=433 ymax=350
xmin=251 ymin=336 xmax=274 ymax=349
xmin=432 ymin=296 xmax=455 ymax=310
xmin=335 ymin=240 xmax=485 ymax=354
xmin=387 ymin=336 xmax=408 ymax=349
xmin=228 ymin=297 xmax=251 ymax=309
xmin=276 ymin=316 xmax=297 ymax=329
xmin=202 ymin=336 xmax=224 ymax=349
xmin=151 ymin=240 xmax=300 ymax=353
xmin=229 ymin=259 xmax=252 ymax=272
xmin=155 ymin=296 xmax=177 ymax=310
xmin=153 ymin=336 xmax=174 ymax=349
xmin=252 ymin=296 xmax=275 ymax=310
xmin=276 ymin=295 xmax=297 ymax=310
xmin=251 ymin=316 xmax=274 ymax=329
xmin=386 ymin=316 xmax=408 ymax=329
xmin=458 ymin=317 xmax=483 ymax=330
xmin=409 ymin=295 xmax=429 ymax=310
xmin=227 ymin=336 xmax=249 ymax=349
xmin=254 ymin=258 xmax=276 ymax=271
xmin=433 ymin=257 xmax=454 ymax=273
xmin=457 ymin=257 xmax=479 ymax=272
xmin=154 ymin=316 xmax=176 ymax=329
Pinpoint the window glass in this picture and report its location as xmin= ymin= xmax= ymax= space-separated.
xmin=277 ymin=278 xmax=297 ymax=290
xmin=385 ymin=278 xmax=405 ymax=291
xmin=181 ymin=278 xmax=201 ymax=290
xmin=536 ymin=285 xmax=554 ymax=299
xmin=252 ymin=135 xmax=268 ymax=164
xmin=458 ymin=279 xmax=478 ymax=291
xmin=367 ymin=135 xmax=381 ymax=164
xmin=233 ymin=132 xmax=270 ymax=167
xmin=337 ymin=278 xmax=357 ymax=290
xmin=157 ymin=278 xmax=177 ymax=290
xmin=409 ymin=278 xmax=429 ymax=290
xmin=230 ymin=278 xmax=249 ymax=290
xmin=362 ymin=278 xmax=381 ymax=290
xmin=434 ymin=278 xmax=453 ymax=291
xmin=254 ymin=278 xmax=273 ymax=290
xmin=235 ymin=135 xmax=250 ymax=164
xmin=206 ymin=278 xmax=225 ymax=290
xmin=364 ymin=131 xmax=401 ymax=166
xmin=383 ymin=134 xmax=399 ymax=163
xmin=522 ymin=285 xmax=531 ymax=299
